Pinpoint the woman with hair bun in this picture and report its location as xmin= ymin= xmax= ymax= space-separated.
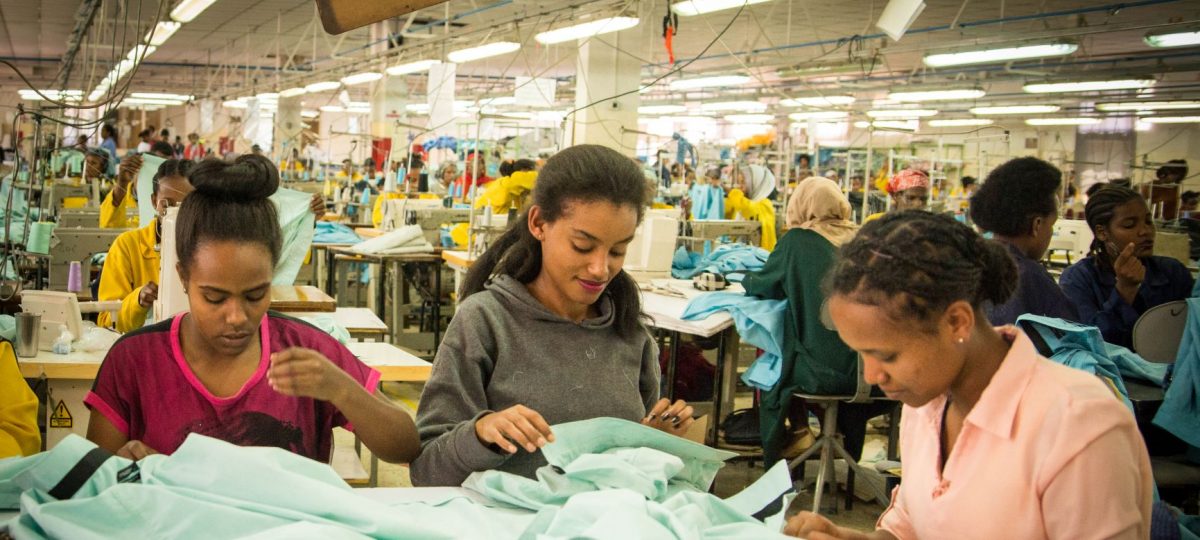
xmin=86 ymin=155 xmax=419 ymax=464
xmin=786 ymin=211 xmax=1152 ymax=540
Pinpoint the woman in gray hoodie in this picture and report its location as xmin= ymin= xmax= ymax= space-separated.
xmin=411 ymin=144 xmax=694 ymax=486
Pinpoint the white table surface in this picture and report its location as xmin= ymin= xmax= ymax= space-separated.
xmin=304 ymin=307 xmax=388 ymax=333
xmin=640 ymin=280 xmax=738 ymax=338
xmin=345 ymin=341 xmax=430 ymax=370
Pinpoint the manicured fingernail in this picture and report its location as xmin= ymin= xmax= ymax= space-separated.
xmin=661 ymin=413 xmax=671 ymax=420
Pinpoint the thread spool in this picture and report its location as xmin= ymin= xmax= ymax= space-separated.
xmin=67 ymin=261 xmax=83 ymax=292
xmin=26 ymin=222 xmax=55 ymax=255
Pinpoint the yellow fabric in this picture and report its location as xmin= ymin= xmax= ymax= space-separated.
xmin=96 ymin=220 xmax=160 ymax=332
xmin=372 ymin=192 xmax=407 ymax=227
xmin=864 ymin=211 xmax=885 ymax=223
xmin=62 ymin=197 xmax=88 ymax=209
xmin=651 ymin=203 xmax=675 ymax=210
xmin=0 ymin=341 xmax=39 ymax=458
xmin=725 ymin=188 xmax=777 ymax=251
xmin=473 ymin=170 xmax=537 ymax=214
xmin=450 ymin=222 xmax=469 ymax=248
xmin=99 ymin=189 xmax=139 ymax=229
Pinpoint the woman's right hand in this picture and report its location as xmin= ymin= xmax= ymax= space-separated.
xmin=784 ymin=511 xmax=871 ymax=539
xmin=1112 ymin=242 xmax=1145 ymax=304
xmin=116 ymin=440 xmax=159 ymax=461
xmin=474 ymin=405 xmax=554 ymax=454
xmin=118 ymin=154 xmax=142 ymax=186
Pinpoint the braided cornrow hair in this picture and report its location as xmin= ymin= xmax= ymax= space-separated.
xmin=826 ymin=210 xmax=1018 ymax=329
xmin=1083 ymin=186 xmax=1145 ymax=275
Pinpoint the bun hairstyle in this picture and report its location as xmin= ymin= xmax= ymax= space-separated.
xmin=462 ymin=144 xmax=648 ymax=337
xmin=176 ymin=155 xmax=282 ymax=277
xmin=826 ymin=210 xmax=1018 ymax=328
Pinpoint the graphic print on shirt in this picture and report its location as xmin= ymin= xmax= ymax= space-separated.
xmin=179 ymin=411 xmax=304 ymax=454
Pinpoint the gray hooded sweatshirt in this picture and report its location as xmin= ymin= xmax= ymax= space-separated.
xmin=410 ymin=274 xmax=660 ymax=486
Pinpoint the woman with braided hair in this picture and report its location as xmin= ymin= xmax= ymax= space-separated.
xmin=1059 ymin=186 xmax=1193 ymax=347
xmin=786 ymin=211 xmax=1152 ymax=539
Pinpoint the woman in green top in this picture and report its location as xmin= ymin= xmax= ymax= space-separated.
xmin=743 ymin=177 xmax=885 ymax=465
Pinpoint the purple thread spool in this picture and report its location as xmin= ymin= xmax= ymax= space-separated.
xmin=67 ymin=261 xmax=83 ymax=293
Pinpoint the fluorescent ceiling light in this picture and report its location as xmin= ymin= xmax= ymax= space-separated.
xmin=699 ymin=100 xmax=767 ymax=112
xmin=126 ymin=45 xmax=156 ymax=62
xmin=780 ymin=95 xmax=856 ymax=107
xmin=923 ymin=43 xmax=1077 ymax=67
xmin=476 ymin=96 xmax=517 ymax=107
xmin=866 ymin=109 xmax=937 ymax=118
xmin=969 ymin=105 xmax=1060 ymax=115
xmin=19 ymin=89 xmax=83 ymax=101
xmin=1141 ymin=116 xmax=1200 ymax=124
xmin=534 ymin=17 xmax=640 ymax=44
xmin=144 ymin=21 xmax=181 ymax=46
xmin=305 ymin=81 xmax=341 ymax=93
xmin=256 ymin=92 xmax=279 ymax=101
xmin=1023 ymin=79 xmax=1156 ymax=93
xmin=346 ymin=101 xmax=370 ymax=108
xmin=855 ymin=120 xmax=919 ymax=130
xmin=639 ymin=104 xmax=688 ymax=115
xmin=927 ymin=118 xmax=994 ymax=127
xmin=888 ymin=88 xmax=985 ymax=102
xmin=170 ymin=0 xmax=217 ymax=22
xmin=669 ymin=74 xmax=750 ymax=91
xmin=346 ymin=107 xmax=372 ymax=114
xmin=1136 ymin=120 xmax=1153 ymax=131
xmin=1096 ymin=100 xmax=1200 ymax=112
xmin=500 ymin=112 xmax=535 ymax=120
xmin=788 ymin=111 xmax=849 ymax=121
xmin=320 ymin=105 xmax=345 ymax=113
xmin=406 ymin=104 xmax=431 ymax=113
xmin=130 ymin=92 xmax=192 ymax=101
xmin=386 ymin=60 xmax=441 ymax=76
xmin=660 ymin=115 xmax=717 ymax=123
xmin=1025 ymin=117 xmax=1101 ymax=126
xmin=300 ymin=110 xmax=319 ymax=118
xmin=123 ymin=97 xmax=185 ymax=105
xmin=341 ymin=72 xmax=383 ymax=86
xmin=222 ymin=100 xmax=247 ymax=109
xmin=448 ymin=41 xmax=521 ymax=63
xmin=280 ymin=87 xmax=307 ymax=98
xmin=671 ymin=0 xmax=771 ymax=17
xmin=1145 ymin=29 xmax=1200 ymax=48
xmin=726 ymin=114 xmax=774 ymax=123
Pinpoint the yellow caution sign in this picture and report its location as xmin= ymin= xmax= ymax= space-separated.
xmin=50 ymin=400 xmax=73 ymax=429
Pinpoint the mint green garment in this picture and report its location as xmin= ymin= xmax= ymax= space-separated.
xmin=136 ymin=154 xmax=167 ymax=226
xmin=270 ymin=187 xmax=316 ymax=285
xmin=297 ymin=314 xmax=352 ymax=345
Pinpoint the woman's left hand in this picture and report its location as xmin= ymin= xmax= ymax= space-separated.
xmin=641 ymin=398 xmax=695 ymax=437
xmin=309 ymin=193 xmax=326 ymax=218
xmin=268 ymin=347 xmax=356 ymax=403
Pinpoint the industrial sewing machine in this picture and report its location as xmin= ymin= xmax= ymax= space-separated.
xmin=57 ymin=207 xmax=138 ymax=228
xmin=625 ymin=213 xmax=680 ymax=282
xmin=678 ymin=219 xmax=761 ymax=251
xmin=384 ymin=198 xmax=471 ymax=244
xmin=48 ymin=228 xmax=127 ymax=293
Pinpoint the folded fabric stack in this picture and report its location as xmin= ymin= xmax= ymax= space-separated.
xmin=349 ymin=225 xmax=434 ymax=256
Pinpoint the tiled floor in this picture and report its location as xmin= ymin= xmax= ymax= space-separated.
xmin=344 ymin=381 xmax=891 ymax=533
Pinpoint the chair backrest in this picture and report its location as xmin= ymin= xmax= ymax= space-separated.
xmin=1132 ymin=300 xmax=1189 ymax=363
xmin=850 ymin=354 xmax=873 ymax=403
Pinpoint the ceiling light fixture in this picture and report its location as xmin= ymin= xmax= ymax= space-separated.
xmin=668 ymin=74 xmax=750 ymax=91
xmin=447 ymin=41 xmax=521 ymax=63
xmin=386 ymin=59 xmax=441 ymax=76
xmin=923 ymin=42 xmax=1077 ymax=67
xmin=130 ymin=92 xmax=192 ymax=101
xmin=222 ymin=100 xmax=247 ymax=109
xmin=670 ymin=0 xmax=771 ymax=17
xmin=887 ymin=88 xmax=985 ymax=102
xmin=280 ymin=87 xmax=307 ymax=98
xmin=300 ymin=110 xmax=319 ymax=118
xmin=1096 ymin=100 xmax=1200 ymax=112
xmin=969 ymin=105 xmax=1059 ymax=115
xmin=699 ymin=100 xmax=767 ymax=112
xmin=788 ymin=111 xmax=849 ymax=120
xmin=638 ymin=104 xmax=688 ymax=115
xmin=305 ymin=81 xmax=341 ymax=93
xmin=255 ymin=92 xmax=279 ymax=101
xmin=1144 ymin=29 xmax=1200 ymax=48
xmin=144 ymin=21 xmax=181 ymax=46
xmin=534 ymin=17 xmax=640 ymax=44
xmin=1025 ymin=117 xmax=1101 ymax=126
xmin=341 ymin=72 xmax=383 ymax=86
xmin=320 ymin=105 xmax=345 ymax=113
xmin=1023 ymin=79 xmax=1156 ymax=93
xmin=866 ymin=109 xmax=937 ymax=118
xmin=927 ymin=118 xmax=994 ymax=127
xmin=170 ymin=0 xmax=218 ymax=23
xmin=780 ymin=95 xmax=856 ymax=107
xmin=1141 ymin=116 xmax=1200 ymax=124
xmin=725 ymin=114 xmax=774 ymax=123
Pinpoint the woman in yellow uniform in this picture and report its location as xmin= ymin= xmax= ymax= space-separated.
xmin=97 ymin=159 xmax=196 ymax=332
xmin=0 ymin=341 xmax=38 ymax=458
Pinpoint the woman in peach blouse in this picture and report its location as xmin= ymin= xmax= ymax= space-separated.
xmin=787 ymin=211 xmax=1153 ymax=540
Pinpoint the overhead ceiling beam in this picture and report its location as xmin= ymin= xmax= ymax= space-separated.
xmin=54 ymin=0 xmax=104 ymax=90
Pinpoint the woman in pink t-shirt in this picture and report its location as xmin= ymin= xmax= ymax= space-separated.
xmin=85 ymin=155 xmax=419 ymax=465
xmin=786 ymin=211 xmax=1153 ymax=540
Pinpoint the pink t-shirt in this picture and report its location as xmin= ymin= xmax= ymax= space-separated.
xmin=85 ymin=312 xmax=381 ymax=463
xmin=877 ymin=328 xmax=1153 ymax=539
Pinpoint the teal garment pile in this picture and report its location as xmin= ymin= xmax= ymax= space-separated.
xmin=313 ymin=222 xmax=362 ymax=244
xmin=1155 ymin=297 xmax=1200 ymax=451
xmin=1016 ymin=315 xmax=1135 ymax=410
xmin=671 ymin=244 xmax=769 ymax=281
xmin=689 ymin=185 xmax=724 ymax=220
xmin=270 ymin=187 xmax=317 ymax=285
xmin=681 ymin=292 xmax=787 ymax=391
xmin=2 ymin=419 xmax=794 ymax=539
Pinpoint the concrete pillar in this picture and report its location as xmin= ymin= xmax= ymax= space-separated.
xmin=276 ymin=96 xmax=303 ymax=160
xmin=569 ymin=27 xmax=640 ymax=152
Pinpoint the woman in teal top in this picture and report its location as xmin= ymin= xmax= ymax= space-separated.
xmin=743 ymin=177 xmax=884 ymax=465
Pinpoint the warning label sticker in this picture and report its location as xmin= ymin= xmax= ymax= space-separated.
xmin=50 ymin=400 xmax=73 ymax=429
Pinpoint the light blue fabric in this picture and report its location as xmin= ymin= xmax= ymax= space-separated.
xmin=1106 ymin=343 xmax=1170 ymax=386
xmin=671 ymin=244 xmax=769 ymax=280
xmin=270 ymin=187 xmax=317 ymax=285
xmin=295 ymin=315 xmax=352 ymax=345
xmin=1154 ymin=297 xmax=1200 ymax=449
xmin=0 ymin=315 xmax=13 ymax=343
xmin=0 ymin=179 xmax=32 ymax=246
xmin=1016 ymin=315 xmax=1133 ymax=410
xmin=682 ymin=292 xmax=786 ymax=391
xmin=313 ymin=222 xmax=362 ymax=244
xmin=689 ymin=185 xmax=725 ymax=220
xmin=136 ymin=154 xmax=167 ymax=226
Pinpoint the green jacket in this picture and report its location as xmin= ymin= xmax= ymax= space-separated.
xmin=742 ymin=228 xmax=857 ymax=463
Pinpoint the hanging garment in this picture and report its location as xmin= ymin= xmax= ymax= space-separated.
xmin=681 ymin=292 xmax=786 ymax=392
xmin=270 ymin=187 xmax=317 ymax=285
xmin=689 ymin=184 xmax=725 ymax=220
xmin=1154 ymin=297 xmax=1200 ymax=449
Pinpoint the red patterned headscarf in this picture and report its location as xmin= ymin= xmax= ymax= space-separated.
xmin=887 ymin=169 xmax=930 ymax=194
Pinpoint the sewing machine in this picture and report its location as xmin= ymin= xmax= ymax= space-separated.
xmin=48 ymin=182 xmax=95 ymax=211
xmin=625 ymin=214 xmax=680 ymax=282
xmin=48 ymin=228 xmax=127 ymax=293
xmin=678 ymin=219 xmax=760 ymax=251
xmin=21 ymin=290 xmax=83 ymax=351
xmin=385 ymin=199 xmax=471 ymax=244
xmin=57 ymin=207 xmax=138 ymax=228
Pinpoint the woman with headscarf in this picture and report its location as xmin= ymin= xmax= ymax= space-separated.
xmin=743 ymin=177 xmax=887 ymax=464
xmin=865 ymin=168 xmax=930 ymax=222
xmin=726 ymin=164 xmax=779 ymax=250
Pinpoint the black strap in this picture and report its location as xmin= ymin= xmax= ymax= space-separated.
xmin=48 ymin=447 xmax=113 ymax=500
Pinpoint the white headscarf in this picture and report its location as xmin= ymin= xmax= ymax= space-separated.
xmin=739 ymin=164 xmax=776 ymax=202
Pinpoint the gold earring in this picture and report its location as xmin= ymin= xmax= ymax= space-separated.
xmin=957 ymin=337 xmax=965 ymax=344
